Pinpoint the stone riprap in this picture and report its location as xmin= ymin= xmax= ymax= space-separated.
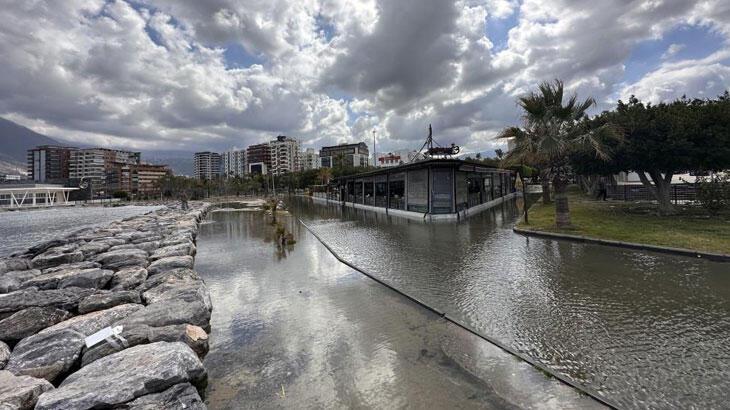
xmin=0 ymin=203 xmax=212 ymax=410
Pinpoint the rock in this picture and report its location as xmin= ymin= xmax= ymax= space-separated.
xmin=40 ymin=304 xmax=144 ymax=336
xmin=130 ymin=232 xmax=163 ymax=244
xmin=122 ymin=382 xmax=205 ymax=410
xmin=42 ymin=261 xmax=100 ymax=274
xmin=95 ymin=249 xmax=149 ymax=270
xmin=0 ymin=288 xmax=98 ymax=315
xmin=25 ymin=239 xmax=68 ymax=258
xmin=31 ymin=248 xmax=84 ymax=270
xmin=109 ymin=241 xmax=160 ymax=254
xmin=147 ymin=256 xmax=194 ymax=275
xmin=0 ymin=307 xmax=72 ymax=344
xmin=0 ymin=270 xmax=42 ymax=294
xmin=0 ymin=341 xmax=9 ymax=369
xmin=0 ymin=258 xmax=30 ymax=275
xmin=5 ymin=328 xmax=85 ymax=382
xmin=149 ymin=243 xmax=196 ymax=261
xmin=78 ymin=291 xmax=141 ymax=314
xmin=143 ymin=280 xmax=212 ymax=312
xmin=20 ymin=268 xmax=113 ymax=291
xmin=119 ymin=299 xmax=210 ymax=331
xmin=82 ymin=324 xmax=209 ymax=366
xmin=0 ymin=370 xmax=54 ymax=410
xmin=159 ymin=233 xmax=194 ymax=248
xmin=110 ymin=267 xmax=148 ymax=290
xmin=76 ymin=242 xmax=111 ymax=258
xmin=137 ymin=268 xmax=199 ymax=293
xmin=35 ymin=342 xmax=206 ymax=410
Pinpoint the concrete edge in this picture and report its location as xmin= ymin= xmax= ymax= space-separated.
xmin=513 ymin=226 xmax=730 ymax=262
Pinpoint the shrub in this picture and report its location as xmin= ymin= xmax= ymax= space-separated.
xmin=696 ymin=174 xmax=730 ymax=216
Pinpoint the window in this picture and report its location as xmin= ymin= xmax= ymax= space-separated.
xmin=388 ymin=172 xmax=405 ymax=210
xmin=364 ymin=178 xmax=374 ymax=205
xmin=355 ymin=180 xmax=364 ymax=203
xmin=375 ymin=175 xmax=387 ymax=207
xmin=455 ymin=171 xmax=468 ymax=211
xmin=431 ymin=168 xmax=453 ymax=214
xmin=407 ymin=169 xmax=428 ymax=213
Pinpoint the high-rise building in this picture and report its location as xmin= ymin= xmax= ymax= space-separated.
xmin=107 ymin=163 xmax=171 ymax=197
xmin=302 ymin=148 xmax=320 ymax=170
xmin=27 ymin=145 xmax=76 ymax=183
xmin=70 ymin=148 xmax=140 ymax=196
xmin=246 ymin=143 xmax=271 ymax=175
xmin=193 ymin=152 xmax=222 ymax=180
xmin=269 ymin=136 xmax=301 ymax=175
xmin=320 ymin=142 xmax=369 ymax=168
xmin=222 ymin=150 xmax=246 ymax=178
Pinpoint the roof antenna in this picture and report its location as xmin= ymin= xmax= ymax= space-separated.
xmin=417 ymin=124 xmax=460 ymax=159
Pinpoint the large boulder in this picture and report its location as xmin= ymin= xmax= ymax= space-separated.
xmin=118 ymin=299 xmax=210 ymax=331
xmin=31 ymin=246 xmax=84 ymax=270
xmin=143 ymin=280 xmax=212 ymax=312
xmin=0 ymin=288 xmax=98 ymax=315
xmin=95 ymin=249 xmax=149 ymax=270
xmin=81 ymin=323 xmax=209 ymax=366
xmin=0 ymin=341 xmax=9 ymax=369
xmin=123 ymin=382 xmax=205 ymax=410
xmin=137 ymin=269 xmax=199 ymax=293
xmin=109 ymin=267 xmax=148 ymax=290
xmin=149 ymin=243 xmax=196 ymax=261
xmin=147 ymin=256 xmax=194 ymax=275
xmin=4 ymin=329 xmax=86 ymax=382
xmin=0 ymin=258 xmax=30 ymax=275
xmin=40 ymin=304 xmax=143 ymax=337
xmin=78 ymin=291 xmax=141 ymax=314
xmin=42 ymin=261 xmax=100 ymax=274
xmin=0 ymin=371 xmax=54 ymax=410
xmin=0 ymin=270 xmax=42 ymax=294
xmin=0 ymin=307 xmax=72 ymax=344
xmin=20 ymin=268 xmax=113 ymax=291
xmin=35 ymin=342 xmax=206 ymax=410
xmin=76 ymin=239 xmax=125 ymax=259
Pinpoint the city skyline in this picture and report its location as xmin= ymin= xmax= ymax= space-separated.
xmin=0 ymin=1 xmax=727 ymax=156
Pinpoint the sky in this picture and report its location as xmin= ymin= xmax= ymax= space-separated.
xmin=0 ymin=0 xmax=729 ymax=156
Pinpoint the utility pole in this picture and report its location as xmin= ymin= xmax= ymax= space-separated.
xmin=372 ymin=129 xmax=376 ymax=167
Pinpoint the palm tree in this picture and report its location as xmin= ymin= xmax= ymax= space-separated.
xmin=499 ymin=80 xmax=619 ymax=228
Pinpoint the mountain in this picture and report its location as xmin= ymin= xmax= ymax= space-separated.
xmin=142 ymin=150 xmax=195 ymax=176
xmin=0 ymin=117 xmax=63 ymax=166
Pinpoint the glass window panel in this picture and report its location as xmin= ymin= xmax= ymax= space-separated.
xmin=431 ymin=168 xmax=453 ymax=214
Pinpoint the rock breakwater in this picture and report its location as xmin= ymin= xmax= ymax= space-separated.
xmin=0 ymin=203 xmax=212 ymax=409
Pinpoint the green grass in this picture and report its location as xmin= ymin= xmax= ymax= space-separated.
xmin=519 ymin=191 xmax=730 ymax=255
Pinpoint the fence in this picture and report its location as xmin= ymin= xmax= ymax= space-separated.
xmin=607 ymin=184 xmax=698 ymax=203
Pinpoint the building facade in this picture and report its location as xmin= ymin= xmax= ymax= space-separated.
xmin=375 ymin=150 xmax=423 ymax=168
xmin=302 ymin=148 xmax=320 ymax=170
xmin=27 ymin=145 xmax=75 ymax=183
xmin=246 ymin=143 xmax=272 ymax=175
xmin=193 ymin=152 xmax=222 ymax=180
xmin=269 ymin=136 xmax=301 ymax=175
xmin=320 ymin=142 xmax=369 ymax=168
xmin=222 ymin=150 xmax=246 ymax=178
xmin=70 ymin=148 xmax=140 ymax=196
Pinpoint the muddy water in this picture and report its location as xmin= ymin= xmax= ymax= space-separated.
xmin=195 ymin=209 xmax=603 ymax=409
xmin=288 ymin=197 xmax=730 ymax=409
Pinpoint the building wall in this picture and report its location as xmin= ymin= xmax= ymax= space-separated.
xmin=302 ymin=148 xmax=320 ymax=170
xmin=320 ymin=142 xmax=370 ymax=168
xmin=375 ymin=150 xmax=423 ymax=168
xmin=246 ymin=143 xmax=272 ymax=172
xmin=222 ymin=150 xmax=246 ymax=178
xmin=270 ymin=136 xmax=301 ymax=175
xmin=193 ymin=152 xmax=222 ymax=180
xmin=27 ymin=145 xmax=74 ymax=183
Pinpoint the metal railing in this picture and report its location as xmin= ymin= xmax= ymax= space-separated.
xmin=607 ymin=184 xmax=698 ymax=203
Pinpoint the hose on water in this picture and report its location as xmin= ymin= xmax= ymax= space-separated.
xmin=298 ymin=218 xmax=621 ymax=410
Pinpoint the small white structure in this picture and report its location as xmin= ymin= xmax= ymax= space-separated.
xmin=0 ymin=185 xmax=78 ymax=209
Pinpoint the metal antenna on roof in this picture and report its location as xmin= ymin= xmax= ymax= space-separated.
xmin=417 ymin=124 xmax=460 ymax=159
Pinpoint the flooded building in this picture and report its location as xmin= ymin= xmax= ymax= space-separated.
xmin=313 ymin=159 xmax=516 ymax=221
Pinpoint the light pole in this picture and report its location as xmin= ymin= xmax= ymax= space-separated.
xmin=372 ymin=129 xmax=376 ymax=167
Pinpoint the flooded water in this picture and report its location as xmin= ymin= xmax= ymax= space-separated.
xmin=0 ymin=205 xmax=161 ymax=257
xmin=287 ymin=197 xmax=730 ymax=409
xmin=195 ymin=209 xmax=604 ymax=409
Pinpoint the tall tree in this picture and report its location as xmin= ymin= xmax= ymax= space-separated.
xmin=499 ymin=80 xmax=619 ymax=228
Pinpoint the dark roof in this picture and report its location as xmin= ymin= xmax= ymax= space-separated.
xmin=333 ymin=158 xmax=508 ymax=181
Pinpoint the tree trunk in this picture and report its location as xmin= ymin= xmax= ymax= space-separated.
xmin=553 ymin=176 xmax=571 ymax=228
xmin=637 ymin=171 xmax=675 ymax=215
xmin=540 ymin=170 xmax=551 ymax=204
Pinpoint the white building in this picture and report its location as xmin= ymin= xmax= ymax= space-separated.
xmin=221 ymin=150 xmax=246 ymax=178
xmin=375 ymin=150 xmax=423 ymax=168
xmin=69 ymin=148 xmax=140 ymax=195
xmin=193 ymin=152 xmax=222 ymax=180
xmin=269 ymin=136 xmax=301 ymax=175
xmin=302 ymin=148 xmax=320 ymax=170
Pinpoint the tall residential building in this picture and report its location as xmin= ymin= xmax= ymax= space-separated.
xmin=269 ymin=136 xmax=301 ymax=175
xmin=221 ymin=150 xmax=246 ymax=178
xmin=70 ymin=148 xmax=140 ymax=195
xmin=27 ymin=145 xmax=76 ymax=183
xmin=107 ymin=163 xmax=171 ymax=197
xmin=320 ymin=142 xmax=370 ymax=168
xmin=246 ymin=143 xmax=271 ymax=175
xmin=193 ymin=152 xmax=222 ymax=180
xmin=375 ymin=150 xmax=423 ymax=168
xmin=302 ymin=148 xmax=320 ymax=170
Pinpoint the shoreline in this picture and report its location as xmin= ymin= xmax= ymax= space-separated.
xmin=0 ymin=202 xmax=214 ymax=409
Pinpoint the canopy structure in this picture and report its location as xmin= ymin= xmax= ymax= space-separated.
xmin=0 ymin=185 xmax=79 ymax=209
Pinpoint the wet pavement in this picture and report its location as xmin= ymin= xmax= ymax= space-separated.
xmin=195 ymin=208 xmax=603 ymax=409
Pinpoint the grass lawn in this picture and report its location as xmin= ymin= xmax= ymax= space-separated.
xmin=518 ymin=191 xmax=730 ymax=255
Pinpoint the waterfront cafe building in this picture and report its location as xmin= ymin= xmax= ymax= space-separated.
xmin=314 ymin=159 xmax=517 ymax=222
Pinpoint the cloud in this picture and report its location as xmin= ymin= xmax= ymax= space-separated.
xmin=0 ymin=0 xmax=728 ymax=155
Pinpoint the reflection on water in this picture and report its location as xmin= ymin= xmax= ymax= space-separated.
xmin=288 ymin=197 xmax=730 ymax=409
xmin=195 ymin=210 xmax=602 ymax=409
xmin=0 ymin=205 xmax=161 ymax=257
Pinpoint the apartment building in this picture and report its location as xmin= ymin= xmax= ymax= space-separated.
xmin=246 ymin=143 xmax=271 ymax=175
xmin=193 ymin=152 xmax=222 ymax=180
xmin=70 ymin=148 xmax=140 ymax=195
xmin=27 ymin=145 xmax=76 ymax=183
xmin=302 ymin=148 xmax=320 ymax=170
xmin=320 ymin=142 xmax=370 ymax=168
xmin=269 ymin=136 xmax=301 ymax=175
xmin=222 ymin=150 xmax=246 ymax=178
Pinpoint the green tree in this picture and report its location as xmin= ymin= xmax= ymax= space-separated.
xmin=499 ymin=79 xmax=620 ymax=228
